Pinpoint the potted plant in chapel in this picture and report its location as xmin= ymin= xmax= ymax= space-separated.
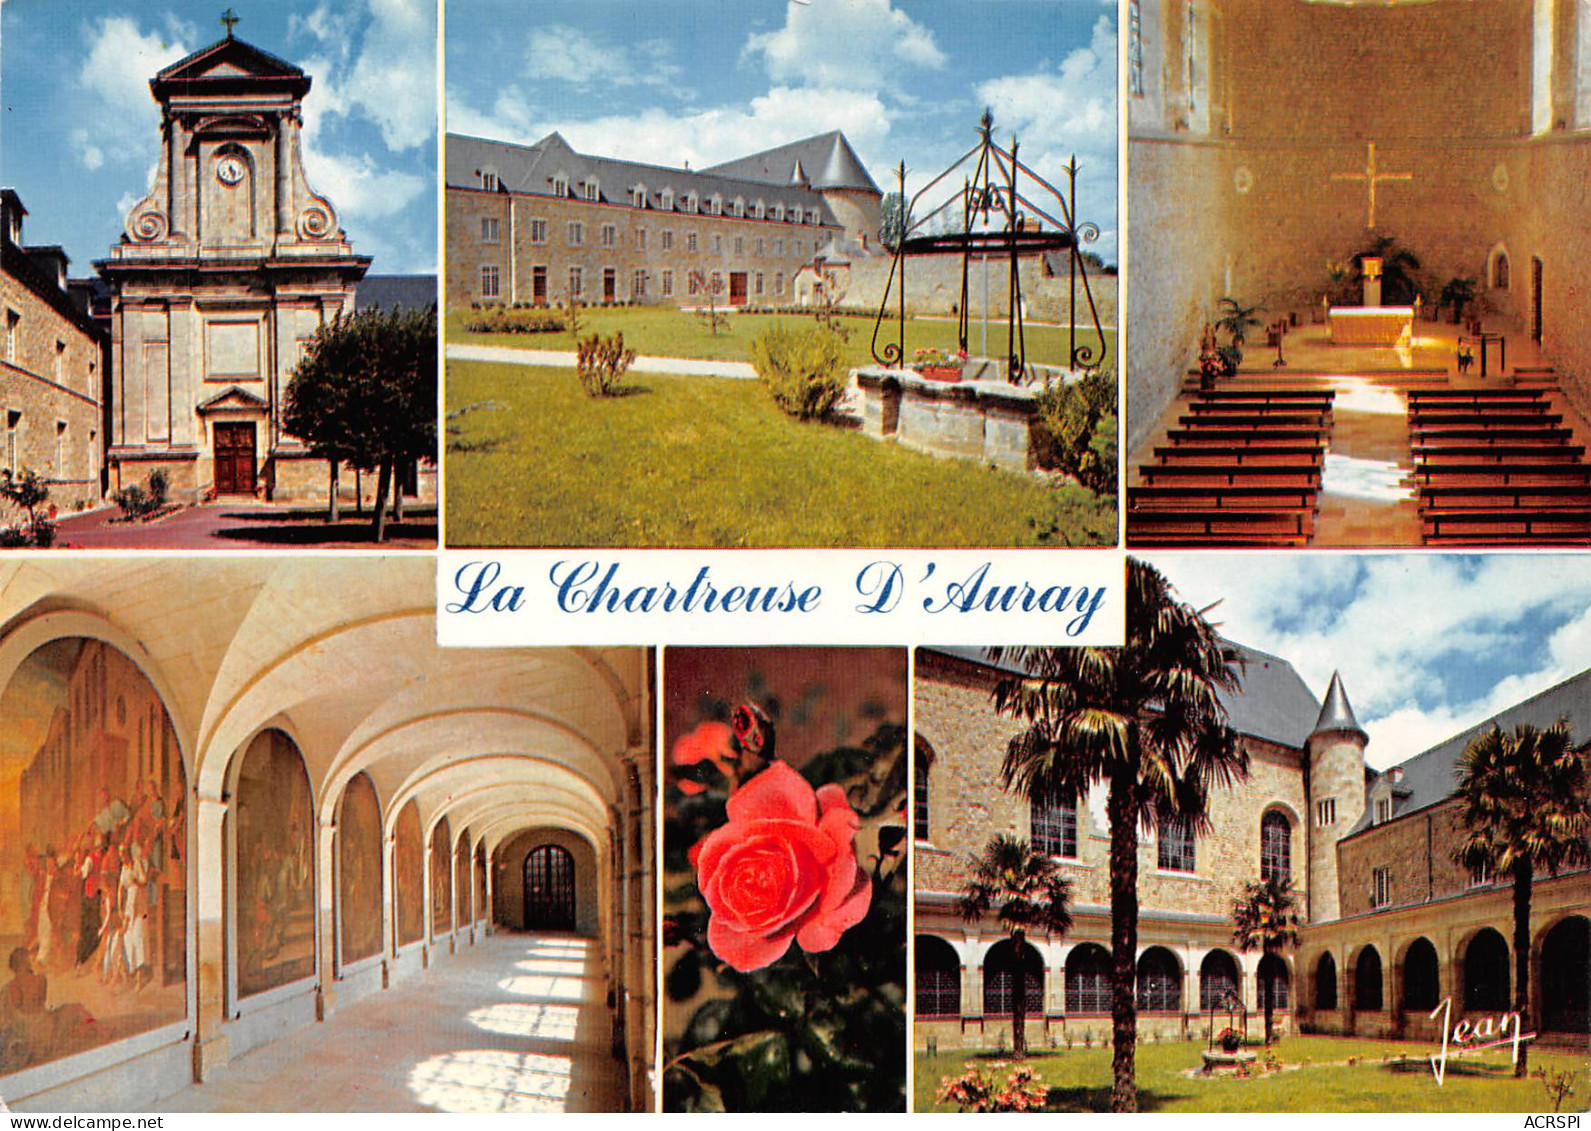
xmin=1213 ymin=296 xmax=1262 ymax=376
xmin=1441 ymin=276 xmax=1478 ymax=325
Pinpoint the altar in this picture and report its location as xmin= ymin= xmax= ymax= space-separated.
xmin=1328 ymin=305 xmax=1414 ymax=345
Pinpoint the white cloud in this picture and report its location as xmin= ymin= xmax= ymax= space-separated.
xmin=526 ymin=26 xmax=681 ymax=90
xmin=73 ymin=17 xmax=189 ymax=170
xmin=70 ymin=129 xmax=104 ymax=172
xmin=744 ymin=0 xmax=944 ymax=89
xmin=1147 ymin=553 xmax=1591 ymax=770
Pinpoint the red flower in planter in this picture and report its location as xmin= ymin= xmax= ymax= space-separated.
xmin=671 ymin=720 xmax=735 ymax=795
xmin=693 ymin=761 xmax=871 ymax=971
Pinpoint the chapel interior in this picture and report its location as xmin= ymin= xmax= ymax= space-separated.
xmin=1126 ymin=0 xmax=1591 ymax=547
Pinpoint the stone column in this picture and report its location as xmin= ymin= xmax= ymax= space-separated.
xmin=483 ymin=845 xmax=495 ymax=938
xmin=1048 ymin=942 xmax=1072 ymax=1015
xmin=635 ymin=751 xmax=657 ymax=1112
xmin=193 ymin=795 xmax=231 ymax=1081
xmin=624 ymin=757 xmax=650 ymax=1112
xmin=274 ymin=116 xmax=292 ymax=241
xmin=316 ymin=820 xmax=338 ymax=1020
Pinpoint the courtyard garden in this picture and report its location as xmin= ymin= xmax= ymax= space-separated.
xmin=444 ymin=360 xmax=1116 ymax=547
xmin=915 ymin=1035 xmax=1590 ymax=1113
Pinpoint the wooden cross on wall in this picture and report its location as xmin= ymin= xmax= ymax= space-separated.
xmin=1330 ymin=141 xmax=1413 ymax=230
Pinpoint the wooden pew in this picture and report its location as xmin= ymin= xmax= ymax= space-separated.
xmin=1409 ymin=426 xmax=1575 ymax=445
xmin=1128 ymin=505 xmax=1316 ymax=541
xmin=1410 ymin=412 xmax=1564 ymax=429
xmin=1130 ymin=485 xmax=1319 ymax=509
xmin=1154 ymin=446 xmax=1324 ymax=466
xmin=1417 ymin=484 xmax=1591 ymax=509
xmin=1422 ymin=507 xmax=1591 ymax=542
xmin=1127 ymin=531 xmax=1312 ymax=548
xmin=1186 ymin=401 xmax=1332 ymax=417
xmin=1413 ymin=443 xmax=1586 ymax=464
xmin=1177 ymin=412 xmax=1328 ymax=429
xmin=1181 ymin=389 xmax=1338 ymax=404
xmin=1138 ymin=464 xmax=1322 ymax=488
xmin=1411 ymin=463 xmax=1591 ymax=487
xmin=1407 ymin=388 xmax=1547 ymax=402
xmin=1164 ymin=427 xmax=1326 ymax=447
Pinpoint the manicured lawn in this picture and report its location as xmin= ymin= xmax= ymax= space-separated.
xmin=916 ymin=1035 xmax=1591 ymax=1113
xmin=445 ymin=307 xmax=1117 ymax=372
xmin=444 ymin=362 xmax=1116 ymax=548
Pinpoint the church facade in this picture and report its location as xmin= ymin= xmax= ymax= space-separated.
xmin=96 ymin=32 xmax=396 ymax=504
xmin=444 ymin=130 xmax=881 ymax=311
xmin=913 ymin=645 xmax=1590 ymax=1050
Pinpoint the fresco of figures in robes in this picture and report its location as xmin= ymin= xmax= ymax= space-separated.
xmin=235 ymin=730 xmax=315 ymax=997
xmin=453 ymin=835 xmax=472 ymax=928
xmin=430 ymin=817 xmax=452 ymax=937
xmin=1 ymin=638 xmax=188 ymax=1076
xmin=394 ymin=801 xmax=424 ymax=948
xmin=474 ymin=846 xmax=487 ymax=926
xmin=338 ymin=772 xmax=383 ymax=966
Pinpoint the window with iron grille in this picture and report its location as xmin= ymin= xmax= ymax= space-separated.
xmin=913 ymin=758 xmax=929 ymax=841
xmin=1200 ymin=952 xmax=1239 ymax=1011
xmin=1158 ymin=815 xmax=1195 ymax=872
xmin=1260 ymin=810 xmax=1291 ymax=884
xmin=1316 ymin=798 xmax=1336 ymax=827
xmin=1065 ymin=946 xmax=1110 ymax=1013
xmin=1032 ymin=796 xmax=1077 ymax=858
xmin=983 ymin=943 xmax=1042 ymax=1017
xmin=1136 ymin=948 xmax=1181 ymax=1011
xmin=1259 ymin=955 xmax=1290 ymax=1011
xmin=915 ymin=938 xmax=960 ymax=1018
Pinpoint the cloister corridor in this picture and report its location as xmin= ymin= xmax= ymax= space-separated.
xmin=148 ymin=933 xmax=621 ymax=1113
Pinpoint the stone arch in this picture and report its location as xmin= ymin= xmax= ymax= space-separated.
xmin=1065 ymin=942 xmax=1111 ymax=1013
xmin=494 ymin=827 xmax=599 ymax=935
xmin=915 ymin=935 xmax=961 ymax=1018
xmin=1259 ymin=805 xmax=1297 ymax=884
xmin=230 ymin=728 xmax=316 ymax=1001
xmin=335 ymin=770 xmax=383 ymax=969
xmin=1137 ymin=945 xmax=1182 ymax=1012
xmin=1258 ymin=952 xmax=1291 ymax=1011
xmin=1461 ymin=927 xmax=1511 ymax=1013
xmin=429 ymin=815 xmax=452 ymax=939
xmin=391 ymin=799 xmax=424 ymax=951
xmin=1200 ymin=948 xmax=1241 ymax=1010
xmin=913 ymin=732 xmax=934 ymax=842
xmin=1400 ymin=936 xmax=1440 ymax=1012
xmin=1539 ymin=915 xmax=1589 ymax=1034
xmin=1354 ymin=945 xmax=1383 ymax=1011
xmin=1487 ymin=243 xmax=1511 ymax=290
xmin=983 ymin=938 xmax=1043 ymax=1017
xmin=1314 ymin=951 xmax=1339 ymax=1010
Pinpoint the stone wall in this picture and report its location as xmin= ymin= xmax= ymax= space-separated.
xmin=493 ymin=826 xmax=600 ymax=936
xmin=836 ymin=253 xmax=1118 ymax=329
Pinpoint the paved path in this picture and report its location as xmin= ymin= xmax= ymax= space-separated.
xmin=53 ymin=502 xmax=436 ymax=549
xmin=150 ymin=933 xmax=625 ymax=1113
xmin=447 ymin=342 xmax=757 ymax=379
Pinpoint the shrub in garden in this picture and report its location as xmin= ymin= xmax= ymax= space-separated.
xmin=112 ymin=468 xmax=171 ymax=520
xmin=750 ymin=325 xmax=848 ymax=420
xmin=462 ymin=306 xmax=566 ymax=334
xmin=1033 ymin=367 xmax=1117 ymax=495
xmin=575 ymin=332 xmax=636 ymax=397
xmin=0 ymin=468 xmax=57 ymax=546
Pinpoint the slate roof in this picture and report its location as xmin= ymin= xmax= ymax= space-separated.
xmin=355 ymin=274 xmax=437 ymax=311
xmin=445 ymin=132 xmax=851 ymax=228
xmin=1345 ymin=667 xmax=1591 ymax=837
xmin=921 ymin=640 xmax=1321 ymax=752
xmin=702 ymin=131 xmax=881 ymax=194
xmin=1310 ymin=671 xmax=1368 ymax=742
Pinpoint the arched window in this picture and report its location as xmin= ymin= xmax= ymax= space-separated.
xmin=913 ymin=742 xmax=930 ymax=842
xmin=1137 ymin=947 xmax=1181 ymax=1012
xmin=1541 ymin=916 xmax=1590 ymax=1034
xmin=1315 ymin=952 xmax=1338 ymax=1010
xmin=1065 ymin=943 xmax=1110 ymax=1013
xmin=984 ymin=939 xmax=1043 ymax=1018
xmin=1463 ymin=928 xmax=1510 ymax=1013
xmin=1355 ymin=946 xmax=1383 ymax=1011
xmin=1492 ymin=250 xmax=1511 ymax=290
xmin=1403 ymin=937 xmax=1439 ymax=1011
xmin=525 ymin=844 xmax=576 ymax=931
xmin=1031 ymin=794 xmax=1077 ymax=858
xmin=1200 ymin=950 xmax=1240 ymax=1011
xmin=915 ymin=936 xmax=961 ymax=1018
xmin=1258 ymin=953 xmax=1290 ymax=1011
xmin=1260 ymin=810 xmax=1291 ymax=884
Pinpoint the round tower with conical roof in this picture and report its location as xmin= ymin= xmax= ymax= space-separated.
xmin=1305 ymin=671 xmax=1368 ymax=923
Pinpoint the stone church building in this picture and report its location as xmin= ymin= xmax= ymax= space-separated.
xmin=0 ymin=559 xmax=655 ymax=1113
xmin=913 ymin=645 xmax=1590 ymax=1050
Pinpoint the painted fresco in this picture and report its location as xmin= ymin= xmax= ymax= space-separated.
xmin=473 ymin=846 xmax=487 ymax=924
xmin=430 ymin=817 xmax=452 ymax=936
xmin=0 ymin=638 xmax=188 ymax=1076
xmin=453 ymin=833 xmax=471 ymax=927
xmin=337 ymin=772 xmax=383 ymax=966
xmin=394 ymin=801 xmax=423 ymax=947
xmin=235 ymin=730 xmax=315 ymax=997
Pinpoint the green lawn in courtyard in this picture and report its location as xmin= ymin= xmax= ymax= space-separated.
xmin=915 ymin=1035 xmax=1591 ymax=1113
xmin=444 ymin=361 xmax=1116 ymax=548
xmin=444 ymin=307 xmax=1117 ymax=372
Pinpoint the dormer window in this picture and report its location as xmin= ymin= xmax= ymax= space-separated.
xmin=632 ymin=184 xmax=647 ymax=209
xmin=806 ymin=208 xmax=820 ymax=224
xmin=661 ymin=188 xmax=675 ymax=211
xmin=551 ymin=172 xmax=569 ymax=197
xmin=707 ymin=194 xmax=722 ymax=215
xmin=1374 ymin=796 xmax=1392 ymax=824
xmin=583 ymin=178 xmax=599 ymax=202
xmin=732 ymin=196 xmax=745 ymax=217
xmin=480 ymin=170 xmax=500 ymax=192
xmin=683 ymin=192 xmax=697 ymax=213
xmin=772 ymin=202 xmax=785 ymax=222
xmin=752 ymin=200 xmax=765 ymax=220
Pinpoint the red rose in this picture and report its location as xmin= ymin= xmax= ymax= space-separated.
xmin=671 ymin=720 xmax=735 ymax=795
xmin=693 ymin=761 xmax=871 ymax=972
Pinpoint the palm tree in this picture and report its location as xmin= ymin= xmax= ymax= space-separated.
xmin=1231 ymin=875 xmax=1301 ymax=1046
xmin=1451 ymin=719 xmax=1589 ymax=1077
xmin=989 ymin=558 xmax=1248 ymax=1112
xmin=1354 ymin=234 xmax=1423 ymax=305
xmin=958 ymin=834 xmax=1073 ymax=1060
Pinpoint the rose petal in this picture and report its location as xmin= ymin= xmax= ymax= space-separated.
xmin=795 ymin=864 xmax=872 ymax=954
xmin=672 ymin=721 xmax=734 ymax=766
xmin=708 ymin=914 xmax=798 ymax=972
xmin=725 ymin=761 xmax=816 ymax=824
xmin=700 ymin=822 xmax=831 ymax=933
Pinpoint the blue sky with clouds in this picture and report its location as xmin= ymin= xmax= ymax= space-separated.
xmin=446 ymin=0 xmax=1119 ymax=264
xmin=1144 ymin=553 xmax=1591 ymax=770
xmin=0 ymin=0 xmax=436 ymax=275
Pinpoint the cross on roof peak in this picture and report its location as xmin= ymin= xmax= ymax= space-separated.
xmin=221 ymin=8 xmax=240 ymax=37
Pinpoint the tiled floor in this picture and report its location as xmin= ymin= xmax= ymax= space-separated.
xmin=150 ymin=933 xmax=626 ymax=1113
xmin=1129 ymin=319 xmax=1588 ymax=547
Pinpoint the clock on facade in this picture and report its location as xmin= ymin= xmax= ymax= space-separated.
xmin=217 ymin=155 xmax=246 ymax=185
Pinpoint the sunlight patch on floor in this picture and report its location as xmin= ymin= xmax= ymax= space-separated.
xmin=512 ymin=957 xmax=590 ymax=976
xmin=467 ymin=1001 xmax=582 ymax=1041
xmin=1325 ymin=375 xmax=1407 ymax=416
xmin=1320 ymin=452 xmax=1414 ymax=502
xmin=408 ymin=1049 xmax=574 ymax=1113
xmin=498 ymin=974 xmax=587 ymax=1000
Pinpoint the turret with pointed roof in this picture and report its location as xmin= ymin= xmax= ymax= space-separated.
xmin=1305 ymin=670 xmax=1370 ymax=923
xmin=1310 ymin=671 xmax=1369 ymax=743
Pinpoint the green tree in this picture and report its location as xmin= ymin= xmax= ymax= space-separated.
xmin=957 ymin=834 xmax=1072 ymax=1060
xmin=1230 ymin=874 xmax=1301 ymax=1046
xmin=0 ymin=468 xmax=54 ymax=547
xmin=879 ymin=192 xmax=908 ymax=253
xmin=283 ymin=304 xmax=436 ymax=541
xmin=1452 ymin=720 xmax=1589 ymax=1077
xmin=989 ymin=558 xmax=1248 ymax=1111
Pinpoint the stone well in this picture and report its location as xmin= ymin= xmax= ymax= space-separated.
xmin=854 ymin=367 xmax=1047 ymax=473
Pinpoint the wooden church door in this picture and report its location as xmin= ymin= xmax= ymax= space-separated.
xmin=524 ymin=844 xmax=575 ymax=931
xmin=213 ymin=422 xmax=257 ymax=495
